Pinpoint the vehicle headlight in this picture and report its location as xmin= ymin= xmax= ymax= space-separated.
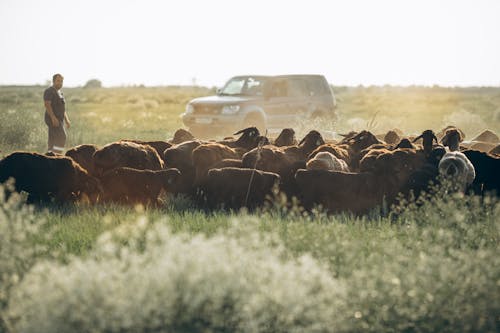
xmin=221 ymin=105 xmax=240 ymax=115
xmin=185 ymin=104 xmax=194 ymax=114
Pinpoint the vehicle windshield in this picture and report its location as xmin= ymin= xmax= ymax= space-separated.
xmin=219 ymin=76 xmax=267 ymax=96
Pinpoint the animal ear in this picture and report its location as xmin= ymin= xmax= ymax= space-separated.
xmin=432 ymin=134 xmax=438 ymax=143
xmin=316 ymin=139 xmax=322 ymax=146
xmin=412 ymin=134 xmax=422 ymax=143
xmin=233 ymin=128 xmax=245 ymax=135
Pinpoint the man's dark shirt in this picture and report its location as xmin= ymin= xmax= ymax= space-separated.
xmin=43 ymin=86 xmax=65 ymax=121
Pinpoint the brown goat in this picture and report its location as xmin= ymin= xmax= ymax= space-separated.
xmin=308 ymin=144 xmax=350 ymax=164
xmin=163 ymin=140 xmax=205 ymax=193
xmin=120 ymin=139 xmax=172 ymax=161
xmin=100 ymin=167 xmax=182 ymax=206
xmin=384 ymin=130 xmax=401 ymax=145
xmin=201 ymin=167 xmax=280 ymax=209
xmin=191 ymin=143 xmax=241 ymax=184
xmin=440 ymin=128 xmax=463 ymax=151
xmin=65 ymin=144 xmax=99 ymax=176
xmin=0 ymin=152 xmax=102 ymax=203
xmin=471 ymin=129 xmax=499 ymax=143
xmin=295 ymin=169 xmax=402 ymax=215
xmin=170 ymin=128 xmax=195 ymax=144
xmin=93 ymin=141 xmax=164 ymax=176
xmin=273 ymin=128 xmax=297 ymax=147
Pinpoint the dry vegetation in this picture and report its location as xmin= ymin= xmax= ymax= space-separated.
xmin=0 ymin=85 xmax=499 ymax=332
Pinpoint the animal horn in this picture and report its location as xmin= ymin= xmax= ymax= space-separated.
xmin=412 ymin=134 xmax=423 ymax=143
xmin=233 ymin=128 xmax=245 ymax=135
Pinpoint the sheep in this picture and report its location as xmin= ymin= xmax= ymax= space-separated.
xmin=163 ymin=140 xmax=204 ymax=194
xmin=65 ymin=144 xmax=99 ymax=176
xmin=489 ymin=145 xmax=500 ymax=155
xmin=0 ymin=152 xmax=102 ymax=204
xmin=296 ymin=145 xmax=428 ymax=214
xmin=340 ymin=130 xmax=383 ymax=170
xmin=169 ymin=128 xmax=195 ymax=144
xmin=295 ymin=169 xmax=403 ymax=215
xmin=212 ymin=158 xmax=243 ymax=169
xmin=437 ymin=126 xmax=465 ymax=141
xmin=440 ymin=128 xmax=464 ymax=151
xmin=120 ymin=139 xmax=172 ymax=161
xmin=308 ymin=144 xmax=350 ymax=165
xmin=462 ymin=150 xmax=500 ymax=195
xmin=384 ymin=130 xmax=401 ymax=145
xmin=402 ymin=146 xmax=447 ymax=198
xmin=191 ymin=143 xmax=241 ymax=184
xmin=471 ymin=129 xmax=499 ymax=143
xmin=200 ymin=167 xmax=280 ymax=209
xmin=283 ymin=130 xmax=326 ymax=160
xmin=438 ymin=151 xmax=475 ymax=192
xmin=467 ymin=141 xmax=498 ymax=153
xmin=273 ymin=128 xmax=297 ymax=147
xmin=93 ymin=141 xmax=164 ymax=176
xmin=412 ymin=129 xmax=438 ymax=157
xmin=394 ymin=138 xmax=415 ymax=150
xmin=306 ymin=151 xmax=349 ymax=172
xmin=218 ymin=127 xmax=262 ymax=151
xmin=100 ymin=167 xmax=182 ymax=206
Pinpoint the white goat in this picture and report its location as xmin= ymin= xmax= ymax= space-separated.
xmin=306 ymin=151 xmax=349 ymax=172
xmin=438 ymin=151 xmax=475 ymax=192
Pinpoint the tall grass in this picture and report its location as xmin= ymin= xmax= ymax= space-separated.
xmin=1 ymin=187 xmax=499 ymax=332
xmin=1 ymin=85 xmax=499 ymax=154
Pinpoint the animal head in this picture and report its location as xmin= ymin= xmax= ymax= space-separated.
xmin=346 ymin=130 xmax=381 ymax=153
xmin=161 ymin=168 xmax=183 ymax=192
xmin=233 ymin=127 xmax=262 ymax=149
xmin=274 ymin=128 xmax=296 ymax=146
xmin=395 ymin=138 xmax=415 ymax=149
xmin=384 ymin=130 xmax=401 ymax=145
xmin=441 ymin=129 xmax=463 ymax=151
xmin=171 ymin=128 xmax=195 ymax=144
xmin=298 ymin=130 xmax=325 ymax=153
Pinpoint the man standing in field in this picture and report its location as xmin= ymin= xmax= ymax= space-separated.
xmin=44 ymin=73 xmax=71 ymax=154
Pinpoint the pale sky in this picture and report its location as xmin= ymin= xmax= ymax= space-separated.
xmin=1 ymin=0 xmax=499 ymax=87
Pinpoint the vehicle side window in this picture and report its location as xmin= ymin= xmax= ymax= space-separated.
xmin=307 ymin=77 xmax=329 ymax=96
xmin=270 ymin=81 xmax=287 ymax=98
xmin=288 ymin=79 xmax=308 ymax=97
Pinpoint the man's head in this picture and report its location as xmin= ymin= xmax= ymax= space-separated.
xmin=52 ymin=73 xmax=64 ymax=90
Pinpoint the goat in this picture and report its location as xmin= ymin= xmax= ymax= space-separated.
xmin=438 ymin=151 xmax=475 ymax=192
xmin=100 ymin=167 xmax=182 ymax=206
xmin=93 ymin=141 xmax=164 ymax=176
xmin=65 ymin=144 xmax=99 ymax=176
xmin=462 ymin=150 xmax=500 ymax=195
xmin=201 ymin=167 xmax=280 ymax=209
xmin=306 ymin=151 xmax=349 ymax=172
xmin=413 ymin=129 xmax=438 ymax=157
xmin=0 ymin=152 xmax=102 ymax=203
xmin=441 ymin=128 xmax=464 ymax=151
xmin=273 ymin=128 xmax=297 ymax=147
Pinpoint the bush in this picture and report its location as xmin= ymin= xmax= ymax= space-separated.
xmin=0 ymin=183 xmax=48 ymax=332
xmin=83 ymin=79 xmax=102 ymax=89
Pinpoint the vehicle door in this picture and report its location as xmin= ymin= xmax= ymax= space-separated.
xmin=262 ymin=79 xmax=297 ymax=128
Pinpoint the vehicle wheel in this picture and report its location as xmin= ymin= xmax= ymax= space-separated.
xmin=242 ymin=113 xmax=266 ymax=135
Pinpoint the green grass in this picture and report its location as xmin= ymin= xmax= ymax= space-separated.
xmin=1 ymin=85 xmax=500 ymax=332
xmin=1 ymin=190 xmax=499 ymax=332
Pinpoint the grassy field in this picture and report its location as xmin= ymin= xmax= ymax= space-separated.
xmin=1 ymin=85 xmax=499 ymax=332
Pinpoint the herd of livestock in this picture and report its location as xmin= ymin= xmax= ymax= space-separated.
xmin=0 ymin=126 xmax=499 ymax=214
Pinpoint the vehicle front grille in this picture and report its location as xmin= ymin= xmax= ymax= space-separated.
xmin=193 ymin=104 xmax=220 ymax=115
